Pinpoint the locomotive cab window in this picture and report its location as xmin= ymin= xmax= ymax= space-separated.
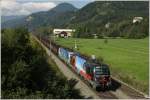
xmin=94 ymin=65 xmax=110 ymax=76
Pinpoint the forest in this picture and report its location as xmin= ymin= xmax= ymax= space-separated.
xmin=1 ymin=27 xmax=83 ymax=99
xmin=2 ymin=1 xmax=149 ymax=39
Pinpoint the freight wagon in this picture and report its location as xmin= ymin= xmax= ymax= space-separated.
xmin=39 ymin=36 xmax=112 ymax=90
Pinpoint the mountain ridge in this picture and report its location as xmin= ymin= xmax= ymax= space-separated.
xmin=1 ymin=15 xmax=26 ymax=23
xmin=2 ymin=3 xmax=78 ymax=29
xmin=2 ymin=1 xmax=149 ymax=38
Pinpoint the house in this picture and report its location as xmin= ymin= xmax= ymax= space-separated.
xmin=59 ymin=31 xmax=68 ymax=37
xmin=92 ymin=34 xmax=98 ymax=39
xmin=105 ymin=22 xmax=111 ymax=29
xmin=53 ymin=29 xmax=75 ymax=38
xmin=133 ymin=17 xmax=143 ymax=23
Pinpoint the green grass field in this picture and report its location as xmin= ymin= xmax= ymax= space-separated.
xmin=55 ymin=37 xmax=149 ymax=94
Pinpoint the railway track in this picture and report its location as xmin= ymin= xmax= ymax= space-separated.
xmin=94 ymin=76 xmax=146 ymax=99
xmin=119 ymin=82 xmax=147 ymax=99
xmin=34 ymin=35 xmax=147 ymax=99
xmin=97 ymin=91 xmax=118 ymax=99
xmin=82 ymin=74 xmax=146 ymax=99
xmin=56 ymin=56 xmax=120 ymax=99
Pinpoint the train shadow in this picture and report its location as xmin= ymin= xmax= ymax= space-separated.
xmin=96 ymin=79 xmax=121 ymax=92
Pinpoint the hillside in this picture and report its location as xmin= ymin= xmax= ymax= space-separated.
xmin=71 ymin=1 xmax=148 ymax=24
xmin=1 ymin=15 xmax=26 ymax=23
xmin=69 ymin=1 xmax=149 ymax=38
xmin=2 ymin=1 xmax=149 ymax=38
xmin=2 ymin=16 xmax=27 ymax=29
xmin=51 ymin=3 xmax=77 ymax=12
xmin=2 ymin=3 xmax=77 ymax=30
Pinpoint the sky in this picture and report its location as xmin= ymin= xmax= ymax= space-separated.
xmin=1 ymin=0 xmax=93 ymax=16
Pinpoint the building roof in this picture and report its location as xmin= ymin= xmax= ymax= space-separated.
xmin=53 ymin=29 xmax=75 ymax=32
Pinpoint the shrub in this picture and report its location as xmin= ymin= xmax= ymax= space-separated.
xmin=1 ymin=27 xmax=84 ymax=99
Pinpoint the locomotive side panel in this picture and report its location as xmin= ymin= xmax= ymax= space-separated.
xmin=75 ymin=56 xmax=86 ymax=74
xmin=75 ymin=56 xmax=93 ymax=80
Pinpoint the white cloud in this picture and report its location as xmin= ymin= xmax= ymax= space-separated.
xmin=1 ymin=0 xmax=56 ymax=16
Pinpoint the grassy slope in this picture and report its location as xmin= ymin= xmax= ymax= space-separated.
xmin=55 ymin=37 xmax=149 ymax=93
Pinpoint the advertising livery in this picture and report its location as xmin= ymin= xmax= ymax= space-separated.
xmin=39 ymin=36 xmax=111 ymax=90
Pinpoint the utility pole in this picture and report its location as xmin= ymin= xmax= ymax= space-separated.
xmin=74 ymin=40 xmax=77 ymax=49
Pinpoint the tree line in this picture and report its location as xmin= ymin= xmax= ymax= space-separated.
xmin=72 ymin=17 xmax=149 ymax=39
xmin=1 ymin=27 xmax=84 ymax=99
xmin=32 ymin=16 xmax=149 ymax=39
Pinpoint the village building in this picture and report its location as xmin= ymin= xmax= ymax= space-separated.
xmin=133 ymin=17 xmax=143 ymax=23
xmin=92 ymin=34 xmax=98 ymax=39
xmin=53 ymin=29 xmax=75 ymax=38
xmin=105 ymin=22 xmax=111 ymax=29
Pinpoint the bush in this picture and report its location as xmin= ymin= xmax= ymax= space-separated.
xmin=1 ymin=27 xmax=84 ymax=99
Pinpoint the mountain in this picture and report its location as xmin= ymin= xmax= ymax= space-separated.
xmin=2 ymin=3 xmax=78 ymax=30
xmin=68 ymin=1 xmax=149 ymax=38
xmin=51 ymin=3 xmax=77 ymax=12
xmin=1 ymin=15 xmax=26 ymax=23
xmin=1 ymin=16 xmax=27 ymax=29
xmin=2 ymin=1 xmax=149 ymax=38
xmin=70 ymin=1 xmax=148 ymax=24
xmin=26 ymin=3 xmax=77 ymax=29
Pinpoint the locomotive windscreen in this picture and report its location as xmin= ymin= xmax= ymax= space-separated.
xmin=95 ymin=65 xmax=110 ymax=76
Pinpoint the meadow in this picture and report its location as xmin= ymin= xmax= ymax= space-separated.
xmin=55 ymin=37 xmax=149 ymax=94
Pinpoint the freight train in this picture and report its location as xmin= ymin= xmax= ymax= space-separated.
xmin=37 ymin=35 xmax=112 ymax=90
